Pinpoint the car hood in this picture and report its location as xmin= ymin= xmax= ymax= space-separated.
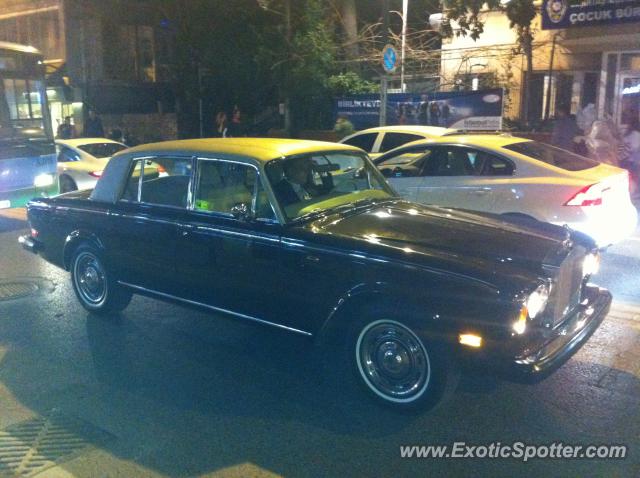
xmin=307 ymin=200 xmax=581 ymax=292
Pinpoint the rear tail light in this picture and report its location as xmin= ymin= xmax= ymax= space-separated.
xmin=89 ymin=170 xmax=103 ymax=178
xmin=564 ymin=183 xmax=605 ymax=206
xmin=30 ymin=228 xmax=39 ymax=238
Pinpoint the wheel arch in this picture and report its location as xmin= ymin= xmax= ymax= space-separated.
xmin=63 ymin=230 xmax=106 ymax=270
xmin=316 ymin=282 xmax=448 ymax=347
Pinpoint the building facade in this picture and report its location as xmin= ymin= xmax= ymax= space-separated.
xmin=0 ymin=0 xmax=176 ymax=141
xmin=440 ymin=1 xmax=640 ymax=128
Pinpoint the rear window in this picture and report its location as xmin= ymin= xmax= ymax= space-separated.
xmin=78 ymin=142 xmax=127 ymax=158
xmin=379 ymin=133 xmax=424 ymax=152
xmin=504 ymin=141 xmax=598 ymax=171
xmin=342 ymin=133 xmax=377 ymax=152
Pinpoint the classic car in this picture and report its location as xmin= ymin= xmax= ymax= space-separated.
xmin=374 ymin=135 xmax=638 ymax=246
xmin=20 ymin=138 xmax=611 ymax=411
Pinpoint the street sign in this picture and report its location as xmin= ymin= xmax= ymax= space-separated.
xmin=382 ymin=44 xmax=397 ymax=73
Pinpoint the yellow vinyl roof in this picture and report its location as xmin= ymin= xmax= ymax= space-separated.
xmin=123 ymin=138 xmax=363 ymax=162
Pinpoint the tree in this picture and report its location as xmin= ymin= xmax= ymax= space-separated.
xmin=335 ymin=0 xmax=360 ymax=68
xmin=442 ymin=0 xmax=537 ymax=126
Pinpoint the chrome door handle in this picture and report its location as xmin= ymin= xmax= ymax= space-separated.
xmin=179 ymin=223 xmax=195 ymax=236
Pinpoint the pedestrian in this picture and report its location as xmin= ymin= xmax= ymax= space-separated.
xmin=333 ymin=115 xmax=354 ymax=139
xmin=619 ymin=116 xmax=640 ymax=197
xmin=429 ymin=102 xmax=441 ymax=126
xmin=108 ymin=127 xmax=124 ymax=143
xmin=56 ymin=116 xmax=76 ymax=139
xmin=226 ymin=106 xmax=246 ymax=137
xmin=441 ymin=102 xmax=450 ymax=127
xmin=214 ymin=111 xmax=228 ymax=137
xmin=418 ymin=95 xmax=429 ymax=125
xmin=551 ymin=107 xmax=579 ymax=152
xmin=83 ymin=109 xmax=104 ymax=137
xmin=585 ymin=118 xmax=619 ymax=166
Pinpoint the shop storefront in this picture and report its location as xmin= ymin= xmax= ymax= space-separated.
xmin=541 ymin=0 xmax=640 ymax=126
xmin=601 ymin=51 xmax=640 ymax=126
xmin=439 ymin=1 xmax=640 ymax=127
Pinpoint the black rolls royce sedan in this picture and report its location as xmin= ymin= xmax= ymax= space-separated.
xmin=20 ymin=138 xmax=611 ymax=411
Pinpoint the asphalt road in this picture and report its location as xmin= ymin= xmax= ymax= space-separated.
xmin=0 ymin=208 xmax=638 ymax=478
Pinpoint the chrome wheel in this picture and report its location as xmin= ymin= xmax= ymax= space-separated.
xmin=355 ymin=320 xmax=431 ymax=403
xmin=73 ymin=251 xmax=107 ymax=306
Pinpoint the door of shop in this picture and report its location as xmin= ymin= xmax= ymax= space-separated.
xmin=617 ymin=74 xmax=640 ymax=125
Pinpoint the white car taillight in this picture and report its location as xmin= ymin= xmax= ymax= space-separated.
xmin=564 ymin=183 xmax=607 ymax=207
xmin=89 ymin=171 xmax=103 ymax=178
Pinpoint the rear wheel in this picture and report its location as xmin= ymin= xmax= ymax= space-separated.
xmin=70 ymin=244 xmax=132 ymax=314
xmin=60 ymin=175 xmax=77 ymax=193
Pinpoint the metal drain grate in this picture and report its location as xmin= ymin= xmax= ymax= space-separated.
xmin=0 ymin=410 xmax=114 ymax=477
xmin=0 ymin=282 xmax=39 ymax=302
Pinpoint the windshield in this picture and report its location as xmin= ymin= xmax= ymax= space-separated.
xmin=0 ymin=77 xmax=48 ymax=139
xmin=78 ymin=142 xmax=127 ymax=158
xmin=265 ymin=152 xmax=395 ymax=221
xmin=504 ymin=140 xmax=598 ymax=171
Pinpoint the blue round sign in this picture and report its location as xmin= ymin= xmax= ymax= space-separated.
xmin=382 ymin=44 xmax=397 ymax=73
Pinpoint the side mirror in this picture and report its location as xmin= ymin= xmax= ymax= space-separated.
xmin=230 ymin=202 xmax=252 ymax=221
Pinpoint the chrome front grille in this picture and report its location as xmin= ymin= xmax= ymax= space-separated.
xmin=548 ymin=246 xmax=586 ymax=326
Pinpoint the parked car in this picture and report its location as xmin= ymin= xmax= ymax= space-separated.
xmin=56 ymin=138 xmax=128 ymax=192
xmin=374 ymin=135 xmax=638 ymax=246
xmin=20 ymin=138 xmax=611 ymax=411
xmin=339 ymin=125 xmax=458 ymax=159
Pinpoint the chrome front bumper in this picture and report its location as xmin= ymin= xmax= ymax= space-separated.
xmin=512 ymin=284 xmax=611 ymax=379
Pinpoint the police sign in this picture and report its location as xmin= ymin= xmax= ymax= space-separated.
xmin=542 ymin=0 xmax=640 ymax=29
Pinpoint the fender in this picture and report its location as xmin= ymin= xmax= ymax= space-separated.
xmin=316 ymin=281 xmax=446 ymax=344
xmin=63 ymin=230 xmax=107 ymax=270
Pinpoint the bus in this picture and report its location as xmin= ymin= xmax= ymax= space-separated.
xmin=0 ymin=41 xmax=57 ymax=209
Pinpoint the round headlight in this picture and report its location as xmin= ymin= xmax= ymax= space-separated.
xmin=583 ymin=252 xmax=600 ymax=277
xmin=526 ymin=284 xmax=549 ymax=319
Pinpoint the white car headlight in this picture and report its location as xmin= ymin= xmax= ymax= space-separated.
xmin=34 ymin=173 xmax=55 ymax=188
xmin=526 ymin=284 xmax=550 ymax=319
xmin=583 ymin=252 xmax=600 ymax=277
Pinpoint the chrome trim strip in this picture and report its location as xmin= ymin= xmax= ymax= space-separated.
xmin=54 ymin=206 xmax=110 ymax=215
xmin=192 ymin=225 xmax=280 ymax=242
xmin=117 ymin=281 xmax=313 ymax=337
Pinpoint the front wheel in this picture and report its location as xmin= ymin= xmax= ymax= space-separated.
xmin=347 ymin=315 xmax=458 ymax=412
xmin=70 ymin=244 xmax=132 ymax=314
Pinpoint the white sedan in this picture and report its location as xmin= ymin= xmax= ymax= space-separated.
xmin=56 ymin=138 xmax=127 ymax=192
xmin=339 ymin=125 xmax=458 ymax=159
xmin=373 ymin=135 xmax=638 ymax=246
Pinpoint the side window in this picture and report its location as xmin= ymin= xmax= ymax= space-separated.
xmin=421 ymin=147 xmax=475 ymax=177
xmin=195 ymin=160 xmax=275 ymax=220
xmin=474 ymin=152 xmax=514 ymax=176
xmin=342 ymin=133 xmax=377 ymax=152
xmin=57 ymin=146 xmax=80 ymax=163
xmin=121 ymin=157 xmax=191 ymax=207
xmin=122 ymin=160 xmax=143 ymax=201
xmin=377 ymin=147 xmax=433 ymax=178
xmin=379 ymin=133 xmax=424 ymax=153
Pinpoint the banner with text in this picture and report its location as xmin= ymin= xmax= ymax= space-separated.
xmin=335 ymin=89 xmax=504 ymax=131
xmin=542 ymin=0 xmax=640 ymax=30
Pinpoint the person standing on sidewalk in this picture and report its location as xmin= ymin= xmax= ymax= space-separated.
xmin=551 ymin=107 xmax=579 ymax=152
